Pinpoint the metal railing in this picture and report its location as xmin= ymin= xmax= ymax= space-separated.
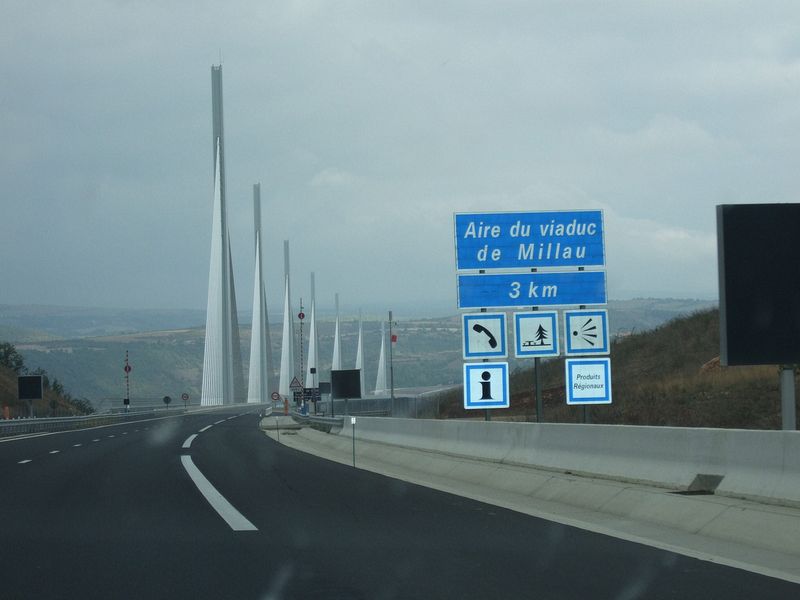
xmin=314 ymin=395 xmax=441 ymax=419
xmin=291 ymin=411 xmax=343 ymax=432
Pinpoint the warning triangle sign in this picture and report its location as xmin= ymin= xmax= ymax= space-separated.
xmin=289 ymin=376 xmax=303 ymax=391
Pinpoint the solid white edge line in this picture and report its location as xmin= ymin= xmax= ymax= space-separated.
xmin=199 ymin=425 xmax=213 ymax=433
xmin=180 ymin=455 xmax=257 ymax=531
xmin=182 ymin=434 xmax=198 ymax=449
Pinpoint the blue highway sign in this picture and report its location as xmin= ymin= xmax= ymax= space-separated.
xmin=455 ymin=210 xmax=605 ymax=271
xmin=565 ymin=358 xmax=612 ymax=405
xmin=514 ymin=311 xmax=559 ymax=358
xmin=463 ymin=362 xmax=510 ymax=409
xmin=457 ymin=271 xmax=607 ymax=309
xmin=564 ymin=309 xmax=610 ymax=356
xmin=463 ymin=313 xmax=508 ymax=359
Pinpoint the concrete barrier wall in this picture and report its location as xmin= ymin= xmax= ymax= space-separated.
xmin=338 ymin=418 xmax=800 ymax=506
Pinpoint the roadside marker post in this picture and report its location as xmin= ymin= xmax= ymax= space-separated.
xmin=351 ymin=417 xmax=356 ymax=468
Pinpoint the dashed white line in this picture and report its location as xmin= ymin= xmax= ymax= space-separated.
xmin=49 ymin=450 xmax=60 ymax=454
xmin=73 ymin=443 xmax=82 ymax=447
xmin=214 ymin=419 xmax=225 ymax=425
xmin=199 ymin=425 xmax=213 ymax=433
xmin=107 ymin=435 xmax=115 ymax=438
xmin=122 ymin=432 xmax=128 ymax=435
xmin=18 ymin=459 xmax=32 ymax=464
xmin=92 ymin=439 xmax=100 ymax=443
xmin=182 ymin=434 xmax=198 ymax=449
xmin=180 ymin=455 xmax=257 ymax=531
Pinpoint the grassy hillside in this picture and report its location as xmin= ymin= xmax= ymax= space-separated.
xmin=440 ymin=309 xmax=794 ymax=429
xmin=0 ymin=364 xmax=93 ymax=419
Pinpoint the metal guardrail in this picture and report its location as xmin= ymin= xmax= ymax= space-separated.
xmin=0 ymin=403 xmax=269 ymax=438
xmin=316 ymin=395 xmax=439 ymax=419
xmin=291 ymin=411 xmax=344 ymax=432
xmin=0 ymin=411 xmax=161 ymax=437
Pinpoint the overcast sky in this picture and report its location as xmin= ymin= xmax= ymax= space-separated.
xmin=2 ymin=1 xmax=799 ymax=316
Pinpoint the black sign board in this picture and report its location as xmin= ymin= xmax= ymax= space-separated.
xmin=718 ymin=203 xmax=800 ymax=365
xmin=331 ymin=369 xmax=361 ymax=399
xmin=303 ymin=388 xmax=321 ymax=403
xmin=319 ymin=381 xmax=331 ymax=395
xmin=18 ymin=375 xmax=43 ymax=401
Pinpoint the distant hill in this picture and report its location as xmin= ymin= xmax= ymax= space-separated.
xmin=6 ymin=299 xmax=715 ymax=409
xmin=0 ymin=304 xmax=207 ymax=341
xmin=439 ymin=308 xmax=795 ymax=429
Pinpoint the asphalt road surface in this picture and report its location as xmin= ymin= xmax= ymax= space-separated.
xmin=1 ymin=409 xmax=797 ymax=599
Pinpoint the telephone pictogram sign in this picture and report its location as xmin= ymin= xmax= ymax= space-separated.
xmin=462 ymin=313 xmax=507 ymax=359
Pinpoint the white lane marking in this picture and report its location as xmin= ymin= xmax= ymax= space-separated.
xmin=73 ymin=443 xmax=82 ymax=447
xmin=18 ymin=459 xmax=32 ymax=464
xmin=199 ymin=425 xmax=213 ymax=433
xmin=92 ymin=439 xmax=100 ymax=442
xmin=214 ymin=419 xmax=225 ymax=425
xmin=49 ymin=450 xmax=60 ymax=454
xmin=180 ymin=455 xmax=257 ymax=531
xmin=226 ymin=417 xmax=235 ymax=421
xmin=107 ymin=435 xmax=115 ymax=438
xmin=182 ymin=434 xmax=198 ymax=449
xmin=122 ymin=432 xmax=128 ymax=435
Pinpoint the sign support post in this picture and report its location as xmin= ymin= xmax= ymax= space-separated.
xmin=534 ymin=357 xmax=542 ymax=422
xmin=579 ymin=303 xmax=590 ymax=425
xmin=531 ymin=303 xmax=542 ymax=423
xmin=123 ymin=350 xmax=131 ymax=412
xmin=298 ymin=300 xmax=305 ymax=398
xmin=780 ymin=366 xmax=797 ymax=431
xmin=389 ymin=310 xmax=395 ymax=415
xmin=481 ymin=307 xmax=490 ymax=422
